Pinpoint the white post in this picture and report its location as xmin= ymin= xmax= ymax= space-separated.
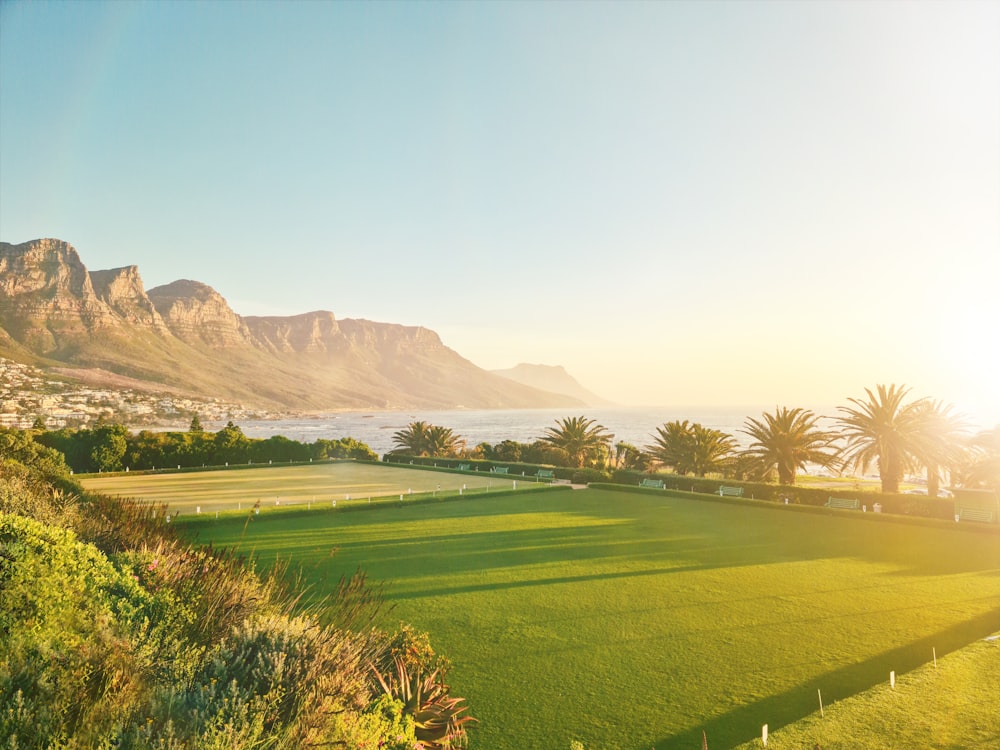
xmin=818 ymin=688 xmax=824 ymax=718
xmin=890 ymin=670 xmax=895 ymax=689
xmin=933 ymin=647 xmax=937 ymax=668
xmin=762 ymin=724 xmax=768 ymax=747
xmin=196 ymin=506 xmax=201 ymax=514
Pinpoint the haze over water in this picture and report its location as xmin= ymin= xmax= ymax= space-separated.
xmin=211 ymin=406 xmax=834 ymax=459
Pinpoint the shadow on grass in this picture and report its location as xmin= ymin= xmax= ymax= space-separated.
xmin=658 ymin=605 xmax=1000 ymax=750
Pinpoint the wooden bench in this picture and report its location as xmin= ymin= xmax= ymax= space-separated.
xmin=537 ymin=469 xmax=555 ymax=480
xmin=958 ymin=507 xmax=996 ymax=523
xmin=456 ymin=463 xmax=471 ymax=471
xmin=825 ymin=496 xmax=860 ymax=510
xmin=717 ymin=486 xmax=743 ymax=497
xmin=493 ymin=466 xmax=509 ymax=475
xmin=640 ymin=478 xmax=665 ymax=489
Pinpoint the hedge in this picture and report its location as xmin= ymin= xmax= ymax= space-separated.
xmin=601 ymin=473 xmax=957 ymax=521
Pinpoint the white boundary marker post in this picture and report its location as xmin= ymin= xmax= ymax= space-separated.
xmin=762 ymin=723 xmax=768 ymax=747
xmin=818 ymin=688 xmax=824 ymax=718
xmin=933 ymin=647 xmax=937 ymax=668
xmin=890 ymin=670 xmax=895 ymax=689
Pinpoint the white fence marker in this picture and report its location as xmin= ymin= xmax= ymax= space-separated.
xmin=890 ymin=670 xmax=895 ymax=689
xmin=933 ymin=647 xmax=937 ymax=668
xmin=818 ymin=688 xmax=824 ymax=718
xmin=762 ymin=724 xmax=768 ymax=747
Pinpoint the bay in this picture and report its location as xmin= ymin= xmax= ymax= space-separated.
xmin=204 ymin=405 xmax=838 ymax=458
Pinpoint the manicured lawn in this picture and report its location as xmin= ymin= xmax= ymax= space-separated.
xmin=179 ymin=484 xmax=1000 ymax=750
xmin=80 ymin=461 xmax=533 ymax=514
xmin=733 ymin=634 xmax=1000 ymax=749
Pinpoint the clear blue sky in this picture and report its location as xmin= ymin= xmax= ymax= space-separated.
xmin=2 ymin=1 xmax=998 ymax=424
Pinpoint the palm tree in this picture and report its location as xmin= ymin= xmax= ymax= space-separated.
xmin=836 ymin=384 xmax=931 ymax=494
xmin=539 ymin=416 xmax=612 ymax=468
xmin=646 ymin=420 xmax=693 ymax=474
xmin=740 ymin=407 xmax=838 ymax=485
xmin=959 ymin=426 xmax=1000 ymax=489
xmin=646 ymin=420 xmax=736 ymax=477
xmin=687 ymin=423 xmax=738 ymax=477
xmin=909 ymin=399 xmax=969 ymax=498
xmin=613 ymin=441 xmax=649 ymax=471
xmin=425 ymin=425 xmax=463 ymax=457
xmin=391 ymin=421 xmax=432 ymax=455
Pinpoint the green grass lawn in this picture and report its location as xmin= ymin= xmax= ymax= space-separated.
xmin=733 ymin=634 xmax=1000 ymax=749
xmin=175 ymin=479 xmax=1000 ymax=750
xmin=80 ymin=461 xmax=535 ymax=514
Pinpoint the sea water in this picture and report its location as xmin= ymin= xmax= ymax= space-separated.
xmin=205 ymin=405 xmax=839 ymax=458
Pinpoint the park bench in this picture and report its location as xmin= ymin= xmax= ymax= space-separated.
xmin=456 ymin=463 xmax=471 ymax=471
xmin=640 ymin=478 xmax=665 ymax=489
xmin=717 ymin=486 xmax=743 ymax=497
xmin=493 ymin=466 xmax=509 ymax=475
xmin=537 ymin=469 xmax=555 ymax=480
xmin=957 ymin=507 xmax=996 ymax=523
xmin=825 ymin=496 xmax=860 ymax=510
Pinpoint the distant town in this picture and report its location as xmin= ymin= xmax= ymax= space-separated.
xmin=0 ymin=357 xmax=278 ymax=430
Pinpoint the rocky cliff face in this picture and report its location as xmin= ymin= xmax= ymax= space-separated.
xmin=0 ymin=239 xmax=115 ymax=352
xmin=148 ymin=279 xmax=253 ymax=348
xmin=0 ymin=238 xmax=583 ymax=411
xmin=89 ymin=265 xmax=170 ymax=333
xmin=245 ymin=311 xmax=346 ymax=355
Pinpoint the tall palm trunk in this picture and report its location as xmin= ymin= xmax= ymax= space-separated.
xmin=879 ymin=452 xmax=902 ymax=494
xmin=926 ymin=462 xmax=940 ymax=499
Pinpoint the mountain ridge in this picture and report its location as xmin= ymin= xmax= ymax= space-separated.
xmin=0 ymin=238 xmax=585 ymax=411
xmin=491 ymin=363 xmax=614 ymax=407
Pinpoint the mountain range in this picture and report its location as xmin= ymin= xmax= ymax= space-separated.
xmin=0 ymin=239 xmax=606 ymax=411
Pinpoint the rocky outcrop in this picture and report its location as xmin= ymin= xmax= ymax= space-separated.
xmin=148 ymin=279 xmax=253 ymax=348
xmin=89 ymin=266 xmax=170 ymax=333
xmin=0 ymin=238 xmax=585 ymax=411
xmin=245 ymin=311 xmax=346 ymax=355
xmin=0 ymin=239 xmax=114 ymax=353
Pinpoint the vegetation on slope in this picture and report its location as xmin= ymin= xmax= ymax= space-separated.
xmin=0 ymin=428 xmax=472 ymax=749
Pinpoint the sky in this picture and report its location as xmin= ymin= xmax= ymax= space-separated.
xmin=2 ymin=0 xmax=998 ymax=425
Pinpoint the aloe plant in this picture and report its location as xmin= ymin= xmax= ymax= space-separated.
xmin=370 ymin=655 xmax=475 ymax=749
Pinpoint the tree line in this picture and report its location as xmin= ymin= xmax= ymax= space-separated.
xmin=26 ymin=418 xmax=378 ymax=474
xmin=389 ymin=384 xmax=1000 ymax=494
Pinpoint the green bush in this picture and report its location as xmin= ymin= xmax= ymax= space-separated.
xmin=0 ymin=513 xmax=169 ymax=747
xmin=1 ymin=451 xmax=473 ymax=748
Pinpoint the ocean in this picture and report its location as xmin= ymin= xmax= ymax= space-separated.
xmin=203 ymin=405 xmax=839 ymax=458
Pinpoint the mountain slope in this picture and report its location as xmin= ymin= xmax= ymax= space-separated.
xmin=491 ymin=363 xmax=614 ymax=407
xmin=0 ymin=239 xmax=582 ymax=411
